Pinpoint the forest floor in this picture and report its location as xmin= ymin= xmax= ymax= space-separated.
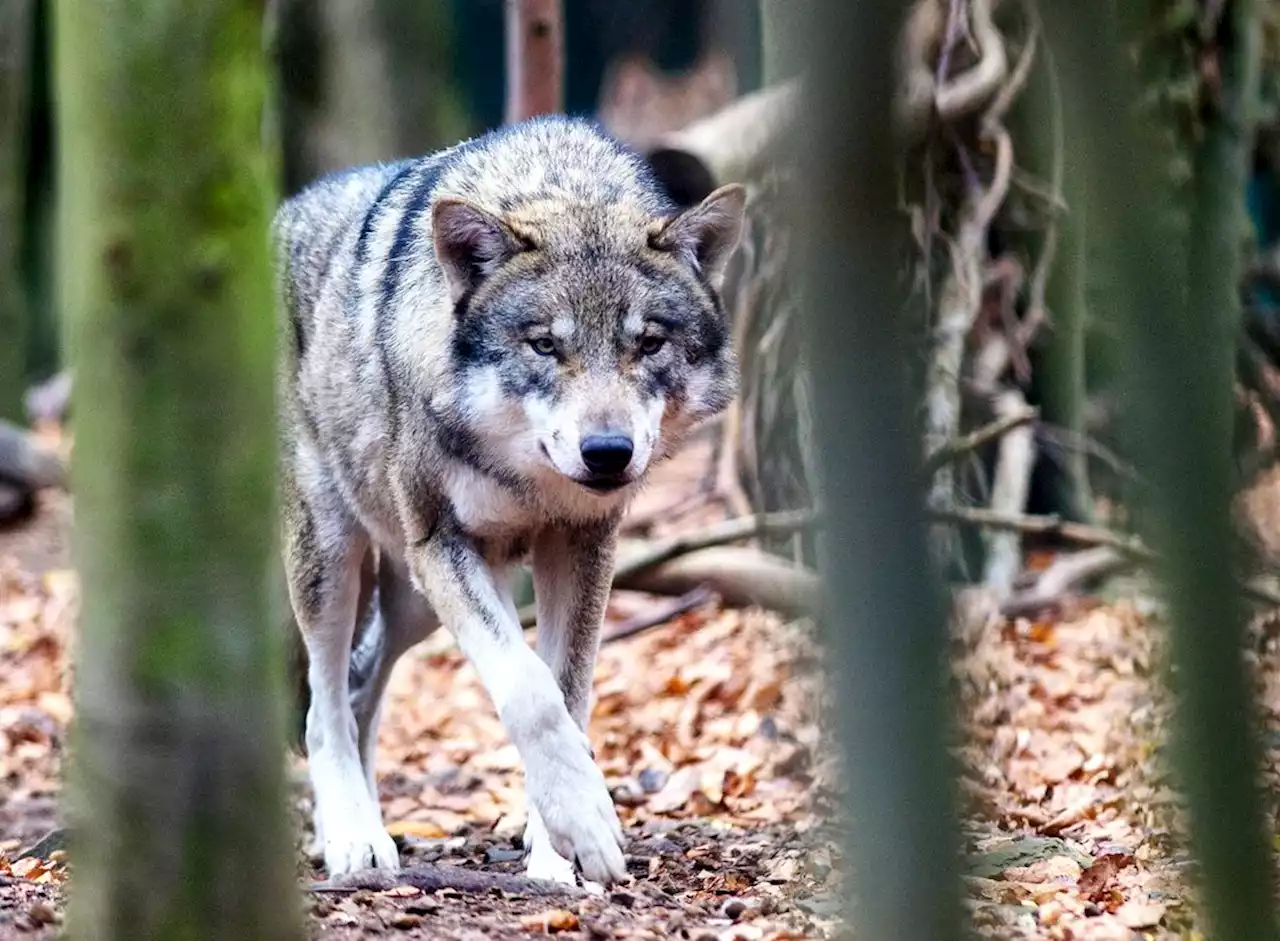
xmin=5 ymin=428 xmax=1280 ymax=939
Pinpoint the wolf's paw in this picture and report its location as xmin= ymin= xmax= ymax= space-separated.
xmin=322 ymin=822 xmax=400 ymax=878
xmin=523 ymin=807 xmax=577 ymax=886
xmin=525 ymin=730 xmax=626 ymax=886
xmin=525 ymin=843 xmax=578 ymax=886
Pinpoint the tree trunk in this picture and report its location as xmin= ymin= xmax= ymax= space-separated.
xmin=374 ymin=0 xmax=472 ymax=155
xmin=1029 ymin=37 xmax=1093 ymax=522
xmin=1048 ymin=2 xmax=1280 ymax=937
xmin=504 ymin=0 xmax=564 ymax=123
xmin=268 ymin=0 xmax=398 ymax=195
xmin=54 ymin=1 xmax=302 ymax=938
xmin=799 ymin=2 xmax=964 ymax=939
xmin=0 ymin=0 xmax=34 ymax=420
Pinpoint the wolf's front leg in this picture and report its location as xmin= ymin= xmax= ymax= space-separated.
xmin=406 ymin=528 xmax=626 ymax=886
xmin=285 ymin=485 xmax=399 ymax=878
xmin=522 ymin=523 xmax=618 ymax=886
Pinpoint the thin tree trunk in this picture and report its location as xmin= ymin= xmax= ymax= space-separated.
xmin=1048 ymin=2 xmax=1280 ymax=938
xmin=374 ymin=0 xmax=472 ymax=155
xmin=54 ymin=1 xmax=302 ymax=937
xmin=0 ymin=0 xmax=34 ymax=420
xmin=799 ymin=2 xmax=964 ymax=939
xmin=268 ymin=0 xmax=398 ymax=195
xmin=1031 ymin=38 xmax=1093 ymax=521
xmin=504 ymin=0 xmax=564 ymax=123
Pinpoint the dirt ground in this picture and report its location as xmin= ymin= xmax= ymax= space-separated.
xmin=6 ymin=437 xmax=1280 ymax=939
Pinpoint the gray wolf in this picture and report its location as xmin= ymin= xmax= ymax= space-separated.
xmin=272 ymin=114 xmax=745 ymax=887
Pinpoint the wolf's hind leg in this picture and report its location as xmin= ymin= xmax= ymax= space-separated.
xmin=286 ymin=477 xmax=399 ymax=878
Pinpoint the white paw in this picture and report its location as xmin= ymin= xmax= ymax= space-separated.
xmin=525 ymin=845 xmax=578 ymax=886
xmin=523 ymin=807 xmax=577 ymax=886
xmin=524 ymin=728 xmax=626 ymax=886
xmin=322 ymin=820 xmax=400 ymax=878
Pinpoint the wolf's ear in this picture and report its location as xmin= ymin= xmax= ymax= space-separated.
xmin=649 ymin=183 xmax=747 ymax=288
xmin=432 ymin=197 xmax=524 ymax=303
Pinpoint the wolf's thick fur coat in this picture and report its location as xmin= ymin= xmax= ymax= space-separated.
xmin=273 ymin=115 xmax=744 ymax=886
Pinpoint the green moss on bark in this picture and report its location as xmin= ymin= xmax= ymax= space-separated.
xmin=54 ymin=1 xmax=301 ymax=937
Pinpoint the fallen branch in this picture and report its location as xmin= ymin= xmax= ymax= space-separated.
xmin=0 ymin=419 xmax=65 ymax=491
xmin=519 ymin=512 xmax=819 ymax=629
xmin=312 ymin=864 xmax=585 ymax=898
xmin=931 ymin=506 xmax=1150 ymax=555
xmin=647 ymin=79 xmax=801 ymax=192
xmin=933 ymin=506 xmax=1280 ymax=608
xmin=618 ymin=546 xmax=819 ymax=619
xmin=923 ymin=406 xmax=1038 ymax=475
xmin=1000 ymin=547 xmax=1135 ymax=618
xmin=613 ymin=509 xmax=814 ymax=582
xmin=602 ymin=586 xmax=714 ymax=644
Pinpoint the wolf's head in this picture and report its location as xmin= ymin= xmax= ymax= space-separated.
xmin=431 ymin=183 xmax=746 ymax=500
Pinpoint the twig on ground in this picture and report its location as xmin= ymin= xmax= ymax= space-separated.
xmin=1000 ymin=546 xmax=1135 ymax=618
xmin=312 ymin=865 xmax=586 ymax=898
xmin=614 ymin=509 xmax=815 ymax=581
xmin=602 ymin=586 xmax=715 ymax=644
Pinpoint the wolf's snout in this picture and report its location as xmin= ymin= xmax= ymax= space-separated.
xmin=580 ymin=434 xmax=633 ymax=477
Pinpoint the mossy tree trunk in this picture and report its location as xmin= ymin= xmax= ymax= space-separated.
xmin=54 ymin=1 xmax=302 ymax=938
xmin=1048 ymin=2 xmax=1279 ymax=937
xmin=799 ymin=1 xmax=964 ymax=938
xmin=0 ymin=0 xmax=35 ymax=420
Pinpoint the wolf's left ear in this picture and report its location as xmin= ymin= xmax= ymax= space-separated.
xmin=433 ymin=197 xmax=525 ymax=303
xmin=650 ymin=183 xmax=747 ymax=288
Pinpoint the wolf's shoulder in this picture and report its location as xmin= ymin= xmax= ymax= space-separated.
xmin=437 ymin=115 xmax=674 ymax=214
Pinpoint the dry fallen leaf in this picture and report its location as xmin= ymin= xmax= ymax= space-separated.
xmin=384 ymin=820 xmax=448 ymax=840
xmin=519 ymin=909 xmax=580 ymax=933
xmin=1077 ymin=853 xmax=1134 ymax=900
xmin=1115 ymin=898 xmax=1167 ymax=929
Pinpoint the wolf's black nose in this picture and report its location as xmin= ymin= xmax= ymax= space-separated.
xmin=580 ymin=434 xmax=634 ymax=477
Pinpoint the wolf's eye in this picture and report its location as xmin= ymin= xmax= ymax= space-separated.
xmin=639 ymin=335 xmax=666 ymax=356
xmin=529 ymin=337 xmax=557 ymax=356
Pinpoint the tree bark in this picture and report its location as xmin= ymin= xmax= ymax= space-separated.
xmin=504 ymin=0 xmax=564 ymax=123
xmin=799 ymin=2 xmax=964 ymax=939
xmin=0 ymin=0 xmax=34 ymax=420
xmin=54 ymin=1 xmax=302 ymax=937
xmin=268 ymin=0 xmax=398 ymax=194
xmin=1047 ymin=1 xmax=1280 ymax=937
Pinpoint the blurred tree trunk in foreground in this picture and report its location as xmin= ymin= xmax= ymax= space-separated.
xmin=1047 ymin=2 xmax=1279 ymax=937
xmin=54 ymin=1 xmax=301 ymax=938
xmin=798 ymin=2 xmax=963 ymax=939
xmin=0 ymin=0 xmax=35 ymax=420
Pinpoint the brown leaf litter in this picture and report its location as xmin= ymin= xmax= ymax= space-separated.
xmin=3 ymin=433 xmax=1279 ymax=939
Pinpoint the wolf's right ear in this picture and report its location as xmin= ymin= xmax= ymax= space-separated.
xmin=649 ymin=183 xmax=747 ymax=289
xmin=432 ymin=197 xmax=524 ymax=303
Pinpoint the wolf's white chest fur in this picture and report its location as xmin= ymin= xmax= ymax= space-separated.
xmin=443 ymin=464 xmax=535 ymax=534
